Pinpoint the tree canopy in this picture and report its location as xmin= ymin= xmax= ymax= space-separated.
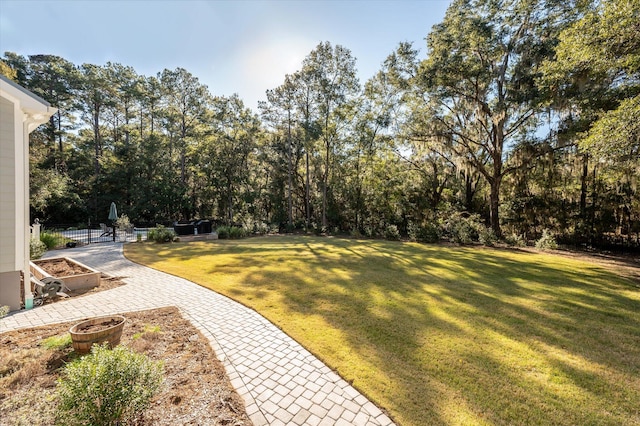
xmin=3 ymin=0 xmax=638 ymax=249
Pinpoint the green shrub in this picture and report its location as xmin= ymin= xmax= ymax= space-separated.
xmin=385 ymin=224 xmax=401 ymax=241
xmin=56 ymin=344 xmax=163 ymax=426
xmin=350 ymin=228 xmax=363 ymax=238
xmin=444 ymin=213 xmax=480 ymax=244
xmin=505 ymin=233 xmax=526 ymax=247
xmin=415 ymin=223 xmax=441 ymax=243
xmin=0 ymin=305 xmax=9 ymax=319
xmin=253 ymin=222 xmax=269 ymax=235
xmin=147 ymin=225 xmax=176 ymax=243
xmin=535 ymin=229 xmax=558 ymax=250
xmin=229 ymin=226 xmax=247 ymax=239
xmin=478 ymin=227 xmax=498 ymax=247
xmin=30 ymin=238 xmax=47 ymax=259
xmin=40 ymin=231 xmax=62 ymax=249
xmin=115 ymin=214 xmax=132 ymax=232
xmin=216 ymin=226 xmax=230 ymax=239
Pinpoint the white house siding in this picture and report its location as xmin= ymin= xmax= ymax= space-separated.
xmin=0 ymin=76 xmax=55 ymax=311
xmin=0 ymin=96 xmax=17 ymax=272
xmin=0 ymin=96 xmax=21 ymax=310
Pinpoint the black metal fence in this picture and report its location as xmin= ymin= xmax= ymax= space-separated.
xmin=40 ymin=223 xmax=148 ymax=248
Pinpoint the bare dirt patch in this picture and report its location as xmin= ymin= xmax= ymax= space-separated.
xmin=0 ymin=307 xmax=252 ymax=426
xmin=35 ymin=258 xmax=91 ymax=276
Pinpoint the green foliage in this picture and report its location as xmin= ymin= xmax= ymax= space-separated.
xmin=535 ymin=229 xmax=558 ymax=250
xmin=216 ymin=226 xmax=230 ymax=239
xmin=115 ymin=214 xmax=132 ymax=231
xmin=40 ymin=231 xmax=63 ymax=250
xmin=55 ymin=344 xmax=163 ymax=426
xmin=229 ymin=226 xmax=247 ymax=239
xmin=505 ymin=233 xmax=526 ymax=247
xmin=216 ymin=226 xmax=246 ymax=239
xmin=147 ymin=225 xmax=176 ymax=243
xmin=0 ymin=305 xmax=9 ymax=318
xmin=30 ymin=238 xmax=47 ymax=259
xmin=410 ymin=223 xmax=441 ymax=243
xmin=477 ymin=226 xmax=498 ymax=247
xmin=384 ymin=224 xmax=401 ymax=241
xmin=443 ymin=213 xmax=480 ymax=245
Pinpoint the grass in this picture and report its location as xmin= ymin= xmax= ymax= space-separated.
xmin=125 ymin=236 xmax=640 ymax=426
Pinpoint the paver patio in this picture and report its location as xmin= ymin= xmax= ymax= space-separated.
xmin=0 ymin=242 xmax=395 ymax=426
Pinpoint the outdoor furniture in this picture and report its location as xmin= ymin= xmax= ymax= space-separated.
xmin=174 ymin=222 xmax=195 ymax=235
xmin=99 ymin=223 xmax=112 ymax=237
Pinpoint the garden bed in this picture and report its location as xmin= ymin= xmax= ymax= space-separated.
xmin=31 ymin=257 xmax=101 ymax=291
xmin=0 ymin=307 xmax=252 ymax=425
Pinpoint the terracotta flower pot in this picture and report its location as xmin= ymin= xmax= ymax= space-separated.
xmin=69 ymin=315 xmax=126 ymax=354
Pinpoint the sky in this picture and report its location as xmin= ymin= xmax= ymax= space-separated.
xmin=0 ymin=0 xmax=451 ymax=111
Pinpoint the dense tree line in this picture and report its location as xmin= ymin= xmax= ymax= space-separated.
xmin=2 ymin=0 xmax=638 ymax=248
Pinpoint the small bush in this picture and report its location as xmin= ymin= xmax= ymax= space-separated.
xmin=229 ymin=226 xmax=247 ymax=239
xmin=252 ymin=222 xmax=269 ymax=235
xmin=30 ymin=238 xmax=47 ymax=259
xmin=56 ymin=344 xmax=163 ymax=426
xmin=40 ymin=231 xmax=62 ymax=250
xmin=216 ymin=226 xmax=230 ymax=239
xmin=385 ymin=224 xmax=401 ymax=241
xmin=0 ymin=305 xmax=9 ymax=319
xmin=444 ymin=213 xmax=480 ymax=244
xmin=478 ymin=227 xmax=498 ymax=247
xmin=505 ymin=233 xmax=526 ymax=247
xmin=115 ymin=214 xmax=132 ymax=232
xmin=535 ymin=229 xmax=558 ymax=250
xmin=147 ymin=225 xmax=176 ymax=243
xmin=415 ymin=223 xmax=441 ymax=243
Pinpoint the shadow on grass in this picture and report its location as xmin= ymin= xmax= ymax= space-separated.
xmin=127 ymin=236 xmax=640 ymax=426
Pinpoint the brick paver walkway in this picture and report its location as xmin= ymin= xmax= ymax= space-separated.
xmin=0 ymin=243 xmax=395 ymax=426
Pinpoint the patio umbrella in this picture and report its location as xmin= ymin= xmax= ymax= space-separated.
xmin=108 ymin=202 xmax=118 ymax=242
xmin=108 ymin=202 xmax=118 ymax=221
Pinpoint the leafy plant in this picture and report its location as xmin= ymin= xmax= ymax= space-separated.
xmin=0 ymin=305 xmax=9 ymax=319
xmin=412 ymin=223 xmax=441 ymax=243
xmin=30 ymin=238 xmax=47 ymax=259
xmin=40 ymin=231 xmax=63 ymax=250
xmin=229 ymin=226 xmax=247 ymax=239
xmin=147 ymin=225 xmax=176 ymax=243
xmin=478 ymin=226 xmax=498 ymax=247
xmin=56 ymin=344 xmax=163 ymax=426
xmin=444 ymin=213 xmax=480 ymax=244
xmin=384 ymin=224 xmax=401 ymax=241
xmin=217 ymin=226 xmax=247 ymax=239
xmin=535 ymin=229 xmax=558 ymax=250
xmin=115 ymin=214 xmax=132 ymax=231
xmin=505 ymin=233 xmax=526 ymax=247
xmin=216 ymin=226 xmax=230 ymax=239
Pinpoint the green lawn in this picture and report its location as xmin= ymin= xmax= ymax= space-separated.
xmin=125 ymin=236 xmax=640 ymax=426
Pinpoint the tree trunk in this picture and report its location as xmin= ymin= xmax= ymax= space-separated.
xmin=489 ymin=176 xmax=502 ymax=237
xmin=305 ymin=150 xmax=310 ymax=229
xmin=580 ymin=153 xmax=588 ymax=218
xmin=286 ymin=120 xmax=293 ymax=229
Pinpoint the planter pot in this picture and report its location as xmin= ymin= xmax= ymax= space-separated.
xmin=69 ymin=315 xmax=126 ymax=354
